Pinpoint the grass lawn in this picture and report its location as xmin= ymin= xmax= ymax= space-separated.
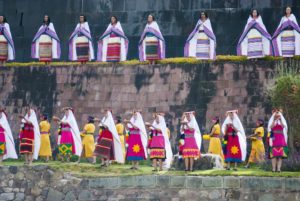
xmin=2 ymin=160 xmax=300 ymax=178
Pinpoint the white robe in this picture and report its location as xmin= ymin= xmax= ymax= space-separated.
xmin=0 ymin=112 xmax=17 ymax=160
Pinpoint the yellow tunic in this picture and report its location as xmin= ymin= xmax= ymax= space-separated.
xmin=116 ymin=123 xmax=126 ymax=159
xmin=208 ymin=124 xmax=224 ymax=160
xmin=82 ymin=123 xmax=95 ymax=158
xmin=166 ymin=128 xmax=171 ymax=139
xmin=39 ymin=120 xmax=52 ymax=157
xmin=248 ymin=126 xmax=265 ymax=163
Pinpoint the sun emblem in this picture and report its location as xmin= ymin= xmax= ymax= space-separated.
xmin=231 ymin=146 xmax=239 ymax=155
xmin=132 ymin=144 xmax=141 ymax=153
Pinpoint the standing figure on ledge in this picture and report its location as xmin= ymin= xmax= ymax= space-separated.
xmin=19 ymin=108 xmax=41 ymax=165
xmin=180 ymin=111 xmax=201 ymax=172
xmin=0 ymin=108 xmax=18 ymax=165
xmin=237 ymin=9 xmax=272 ymax=59
xmin=148 ymin=113 xmax=173 ymax=171
xmin=77 ymin=116 xmax=96 ymax=163
xmin=97 ymin=16 xmax=129 ymax=62
xmin=221 ymin=110 xmax=247 ymax=171
xmin=53 ymin=107 xmax=82 ymax=162
xmin=115 ymin=116 xmax=126 ymax=160
xmin=268 ymin=109 xmax=288 ymax=172
xmin=31 ymin=15 xmax=61 ymax=64
xmin=208 ymin=116 xmax=224 ymax=162
xmin=139 ymin=14 xmax=165 ymax=64
xmin=69 ymin=15 xmax=94 ymax=64
xmin=94 ymin=110 xmax=124 ymax=166
xmin=184 ymin=11 xmax=216 ymax=60
xmin=0 ymin=15 xmax=15 ymax=64
xmin=272 ymin=7 xmax=300 ymax=57
xmin=38 ymin=114 xmax=52 ymax=162
xmin=125 ymin=111 xmax=147 ymax=170
xmin=245 ymin=119 xmax=265 ymax=168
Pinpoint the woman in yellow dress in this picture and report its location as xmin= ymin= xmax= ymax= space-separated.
xmin=245 ymin=119 xmax=265 ymax=168
xmin=77 ymin=116 xmax=96 ymax=163
xmin=39 ymin=114 xmax=52 ymax=162
xmin=115 ymin=116 xmax=126 ymax=160
xmin=208 ymin=117 xmax=224 ymax=161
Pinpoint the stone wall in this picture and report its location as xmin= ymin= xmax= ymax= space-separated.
xmin=1 ymin=0 xmax=300 ymax=61
xmin=0 ymin=165 xmax=299 ymax=201
xmin=1 ymin=60 xmax=300 ymax=151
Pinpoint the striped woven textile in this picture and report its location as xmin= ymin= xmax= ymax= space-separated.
xmin=106 ymin=33 xmax=121 ymax=62
xmin=247 ymin=29 xmax=263 ymax=58
xmin=145 ymin=36 xmax=159 ymax=61
xmin=39 ymin=34 xmax=52 ymax=62
xmin=76 ymin=36 xmax=89 ymax=62
xmin=281 ymin=30 xmax=295 ymax=57
xmin=196 ymin=32 xmax=210 ymax=59
xmin=0 ymin=35 xmax=8 ymax=61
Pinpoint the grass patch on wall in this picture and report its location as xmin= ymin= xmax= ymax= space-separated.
xmin=4 ymin=56 xmax=300 ymax=67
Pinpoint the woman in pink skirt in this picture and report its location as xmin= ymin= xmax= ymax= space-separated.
xmin=53 ymin=107 xmax=82 ymax=162
xmin=180 ymin=111 xmax=201 ymax=171
xmin=147 ymin=112 xmax=173 ymax=171
xmin=268 ymin=109 xmax=288 ymax=172
xmin=125 ymin=111 xmax=147 ymax=170
xmin=0 ymin=108 xmax=17 ymax=164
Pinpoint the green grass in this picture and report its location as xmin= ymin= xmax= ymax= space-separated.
xmin=2 ymin=161 xmax=300 ymax=178
xmin=3 ymin=55 xmax=300 ymax=67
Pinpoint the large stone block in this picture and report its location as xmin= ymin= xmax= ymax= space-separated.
xmin=89 ymin=177 xmax=119 ymax=189
xmin=285 ymin=178 xmax=300 ymax=192
xmin=46 ymin=188 xmax=64 ymax=201
xmin=224 ymin=177 xmax=240 ymax=188
xmin=135 ymin=176 xmax=156 ymax=188
xmin=202 ymin=177 xmax=223 ymax=188
xmin=170 ymin=176 xmax=186 ymax=188
xmin=156 ymin=176 xmax=170 ymax=188
xmin=186 ymin=177 xmax=202 ymax=189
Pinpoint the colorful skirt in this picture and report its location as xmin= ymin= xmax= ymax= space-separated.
xmin=248 ymin=138 xmax=265 ymax=163
xmin=182 ymin=138 xmax=200 ymax=159
xmin=59 ymin=130 xmax=74 ymax=155
xmin=39 ymin=133 xmax=52 ymax=157
xmin=20 ymin=129 xmax=34 ymax=154
xmin=208 ymin=136 xmax=224 ymax=160
xmin=224 ymin=135 xmax=242 ymax=163
xmin=149 ymin=135 xmax=165 ymax=160
xmin=269 ymin=133 xmax=288 ymax=158
xmin=0 ymin=131 xmax=5 ymax=155
xmin=0 ymin=35 xmax=8 ymax=61
xmin=196 ymin=32 xmax=210 ymax=60
xmin=247 ymin=29 xmax=263 ymax=58
xmin=76 ymin=36 xmax=89 ymax=62
xmin=126 ymin=134 xmax=146 ymax=161
xmin=281 ymin=30 xmax=295 ymax=57
xmin=94 ymin=130 xmax=115 ymax=160
xmin=82 ymin=134 xmax=95 ymax=158
xmin=39 ymin=34 xmax=52 ymax=62
xmin=145 ymin=36 xmax=159 ymax=61
xmin=106 ymin=36 xmax=121 ymax=62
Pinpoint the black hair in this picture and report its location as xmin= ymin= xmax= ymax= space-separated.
xmin=200 ymin=11 xmax=208 ymax=19
xmin=42 ymin=114 xmax=48 ymax=120
xmin=43 ymin=15 xmax=51 ymax=25
xmin=284 ymin=6 xmax=293 ymax=16
xmin=257 ymin=119 xmax=264 ymax=127
xmin=79 ymin=15 xmax=87 ymax=22
xmin=111 ymin=16 xmax=118 ymax=24
xmin=250 ymin=9 xmax=260 ymax=18
xmin=0 ymin=15 xmax=7 ymax=23
xmin=210 ymin=117 xmax=220 ymax=133
xmin=148 ymin=14 xmax=155 ymax=21
xmin=42 ymin=15 xmax=51 ymax=25
xmin=88 ymin=116 xmax=94 ymax=124
xmin=116 ymin=116 xmax=122 ymax=124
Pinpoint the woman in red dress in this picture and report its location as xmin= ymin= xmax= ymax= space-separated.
xmin=94 ymin=110 xmax=124 ymax=167
xmin=19 ymin=108 xmax=41 ymax=165
xmin=222 ymin=110 xmax=247 ymax=171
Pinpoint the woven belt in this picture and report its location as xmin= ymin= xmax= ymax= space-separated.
xmin=40 ymin=132 xmax=49 ymax=135
xmin=61 ymin=127 xmax=71 ymax=131
xmin=211 ymin=134 xmax=220 ymax=138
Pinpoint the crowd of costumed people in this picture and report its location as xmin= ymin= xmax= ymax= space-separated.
xmin=0 ymin=106 xmax=288 ymax=173
xmin=0 ymin=7 xmax=299 ymax=64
